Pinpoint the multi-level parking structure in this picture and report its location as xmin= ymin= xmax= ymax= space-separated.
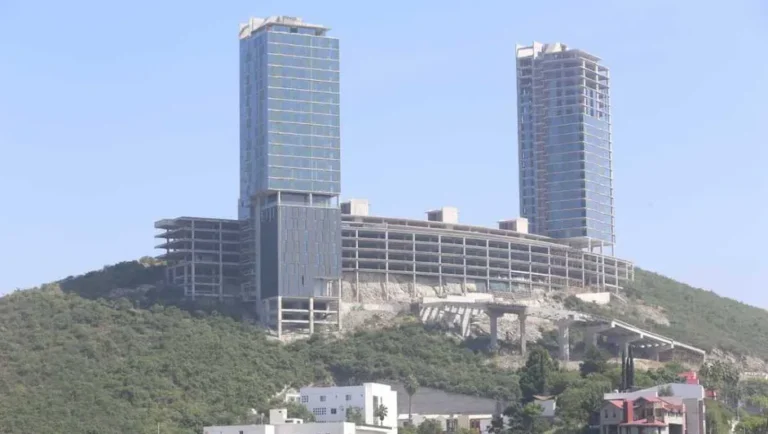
xmin=340 ymin=212 xmax=633 ymax=296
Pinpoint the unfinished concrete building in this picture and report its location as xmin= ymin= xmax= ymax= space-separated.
xmin=340 ymin=200 xmax=633 ymax=302
xmin=155 ymin=217 xmax=241 ymax=299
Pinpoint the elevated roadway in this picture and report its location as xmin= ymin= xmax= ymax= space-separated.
xmin=419 ymin=295 xmax=705 ymax=363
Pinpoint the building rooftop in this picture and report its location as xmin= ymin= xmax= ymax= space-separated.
xmin=239 ymin=16 xmax=330 ymax=39
xmin=385 ymin=383 xmax=498 ymax=415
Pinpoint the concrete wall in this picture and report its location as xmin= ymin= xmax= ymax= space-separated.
xmin=575 ymin=292 xmax=611 ymax=305
xmin=341 ymin=273 xmax=494 ymax=302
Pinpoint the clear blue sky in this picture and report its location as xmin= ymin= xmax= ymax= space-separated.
xmin=1 ymin=1 xmax=766 ymax=305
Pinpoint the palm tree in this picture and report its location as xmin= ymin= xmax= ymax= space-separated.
xmin=374 ymin=404 xmax=388 ymax=426
xmin=404 ymin=374 xmax=419 ymax=424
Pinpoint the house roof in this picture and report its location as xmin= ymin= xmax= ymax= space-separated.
xmin=383 ymin=382 xmax=500 ymax=415
xmin=606 ymin=400 xmax=624 ymax=408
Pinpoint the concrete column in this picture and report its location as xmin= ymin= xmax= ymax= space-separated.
xmin=614 ymin=336 xmax=643 ymax=357
xmin=648 ymin=344 xmax=672 ymax=362
xmin=277 ymin=296 xmax=283 ymax=339
xmin=385 ymin=230 xmax=389 ymax=300
xmin=412 ymin=233 xmax=416 ymax=298
xmin=461 ymin=307 xmax=471 ymax=337
xmin=557 ymin=320 xmax=573 ymax=362
xmin=584 ymin=325 xmax=611 ymax=348
xmin=420 ymin=307 xmax=430 ymax=322
xmin=309 ymin=297 xmax=315 ymax=334
xmin=489 ymin=312 xmax=500 ymax=350
xmin=518 ymin=313 xmax=527 ymax=356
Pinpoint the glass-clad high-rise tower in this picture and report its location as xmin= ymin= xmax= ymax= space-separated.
xmin=238 ymin=16 xmax=341 ymax=302
xmin=516 ymin=42 xmax=614 ymax=248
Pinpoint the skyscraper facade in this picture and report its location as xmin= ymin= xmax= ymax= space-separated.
xmin=238 ymin=16 xmax=341 ymax=301
xmin=516 ymin=42 xmax=614 ymax=248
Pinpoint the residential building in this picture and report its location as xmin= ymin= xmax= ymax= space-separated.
xmin=299 ymin=383 xmax=397 ymax=434
xmin=600 ymin=397 xmax=685 ymax=434
xmin=204 ymin=408 xmax=390 ymax=434
xmin=155 ymin=217 xmax=241 ymax=298
xmin=516 ymin=42 xmax=614 ymax=250
xmin=238 ymin=15 xmax=342 ymax=331
xmin=604 ymin=383 xmax=706 ymax=434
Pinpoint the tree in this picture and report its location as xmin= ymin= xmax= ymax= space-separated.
xmin=579 ymin=346 xmax=608 ymax=378
xmin=700 ymin=360 xmax=741 ymax=407
xmin=416 ymin=419 xmax=443 ymax=434
xmin=404 ymin=374 xmax=420 ymax=424
xmin=345 ymin=407 xmax=364 ymax=425
xmin=374 ymin=404 xmax=388 ymax=426
xmin=519 ymin=347 xmax=557 ymax=403
xmin=504 ymin=402 xmax=547 ymax=434
xmin=487 ymin=414 xmax=505 ymax=434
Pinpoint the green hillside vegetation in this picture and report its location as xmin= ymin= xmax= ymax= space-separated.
xmin=51 ymin=261 xmax=768 ymax=361
xmin=4 ymin=260 xmax=768 ymax=431
xmin=564 ymin=268 xmax=768 ymax=360
xmin=0 ymin=289 xmax=522 ymax=433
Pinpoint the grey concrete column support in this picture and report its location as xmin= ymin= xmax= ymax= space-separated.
xmin=461 ymin=307 xmax=471 ymax=337
xmin=519 ymin=313 xmax=527 ymax=356
xmin=277 ymin=296 xmax=283 ymax=339
xmin=385 ymin=230 xmax=389 ymax=300
xmin=557 ymin=320 xmax=574 ymax=362
xmin=191 ymin=219 xmax=196 ymax=300
xmin=438 ymin=235 xmax=443 ymax=294
xmin=585 ymin=325 xmax=611 ymax=348
xmin=547 ymin=246 xmax=552 ymax=292
xmin=489 ymin=312 xmax=500 ymax=350
xmin=486 ymin=239 xmax=490 ymax=292
xmin=309 ymin=297 xmax=315 ymax=334
xmin=412 ymin=233 xmax=416 ymax=298
xmin=648 ymin=344 xmax=672 ymax=362
xmin=614 ymin=336 xmax=643 ymax=357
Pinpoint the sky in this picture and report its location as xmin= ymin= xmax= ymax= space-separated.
xmin=1 ymin=1 xmax=766 ymax=305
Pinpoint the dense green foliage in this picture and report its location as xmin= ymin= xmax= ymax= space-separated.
xmin=0 ymin=290 xmax=519 ymax=433
xmin=628 ymin=268 xmax=768 ymax=358
xmin=8 ymin=259 xmax=768 ymax=431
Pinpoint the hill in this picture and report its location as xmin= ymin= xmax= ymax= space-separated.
xmin=564 ymin=268 xmax=768 ymax=363
xmin=0 ymin=289 xmax=520 ymax=433
xmin=51 ymin=260 xmax=768 ymax=363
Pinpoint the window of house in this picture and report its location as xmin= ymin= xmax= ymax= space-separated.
xmin=312 ymin=407 xmax=327 ymax=416
xmin=320 ymin=395 xmax=326 ymax=402
xmin=345 ymin=394 xmax=352 ymax=401
xmin=301 ymin=395 xmax=308 ymax=403
xmin=331 ymin=408 xmax=337 ymax=415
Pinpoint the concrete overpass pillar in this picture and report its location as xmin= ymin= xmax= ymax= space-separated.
xmin=614 ymin=336 xmax=643 ymax=357
xmin=557 ymin=320 xmax=573 ymax=362
xmin=518 ymin=313 xmax=527 ymax=357
xmin=489 ymin=312 xmax=500 ymax=351
xmin=309 ymin=297 xmax=315 ymax=334
xmin=648 ymin=344 xmax=672 ymax=361
xmin=585 ymin=324 xmax=612 ymax=349
xmin=460 ymin=307 xmax=471 ymax=337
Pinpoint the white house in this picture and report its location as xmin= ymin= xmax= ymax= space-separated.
xmin=204 ymin=408 xmax=391 ymax=434
xmin=299 ymin=383 xmax=398 ymax=434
